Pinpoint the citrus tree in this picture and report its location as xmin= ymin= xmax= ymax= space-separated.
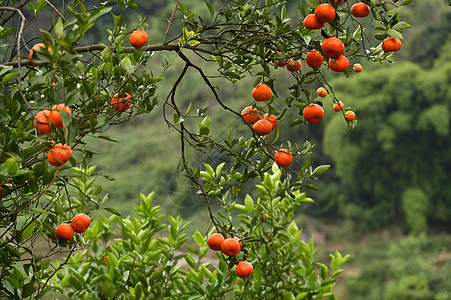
xmin=0 ymin=0 xmax=413 ymax=298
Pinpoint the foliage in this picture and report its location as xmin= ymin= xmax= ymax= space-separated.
xmin=0 ymin=0 xmax=414 ymax=298
xmin=401 ymin=188 xmax=429 ymax=236
xmin=345 ymin=234 xmax=451 ymax=300
xmin=53 ymin=167 xmax=349 ymax=299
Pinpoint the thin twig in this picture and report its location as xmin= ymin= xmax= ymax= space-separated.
xmin=44 ymin=0 xmax=65 ymax=22
xmin=163 ymin=0 xmax=180 ymax=44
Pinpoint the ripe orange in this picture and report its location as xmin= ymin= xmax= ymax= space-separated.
xmin=55 ymin=224 xmax=74 ymax=242
xmin=102 ymin=256 xmax=109 ymax=263
xmin=48 ymin=104 xmax=72 ymax=128
xmin=262 ymin=213 xmax=269 ymax=222
xmin=253 ymin=119 xmax=273 ymax=136
xmin=34 ymin=110 xmax=52 ymax=134
xmin=333 ymin=101 xmax=344 ymax=111
xmin=112 ymin=92 xmax=132 ymax=112
xmin=317 ymin=87 xmax=328 ymax=97
xmin=71 ymin=213 xmax=91 ymax=233
xmin=315 ymin=4 xmax=336 ymax=23
xmin=382 ymin=37 xmax=402 ymax=53
xmin=275 ymin=149 xmax=293 ymax=167
xmin=353 ymin=63 xmax=363 ymax=72
xmin=0 ymin=183 xmax=12 ymax=197
xmin=351 ymin=3 xmax=370 ymax=18
xmin=328 ymin=55 xmax=349 ymax=72
xmin=207 ymin=233 xmax=225 ymax=251
xmin=262 ymin=113 xmax=277 ymax=130
xmin=221 ymin=238 xmax=240 ymax=256
xmin=306 ymin=50 xmax=324 ymax=68
xmin=345 ymin=110 xmax=356 ymax=122
xmin=29 ymin=43 xmax=52 ymax=66
xmin=235 ymin=261 xmax=254 ymax=279
xmin=130 ymin=30 xmax=148 ymax=48
xmin=252 ymin=84 xmax=273 ymax=102
xmin=303 ymin=14 xmax=324 ymax=30
xmin=286 ymin=59 xmax=301 ymax=72
xmin=321 ymin=37 xmax=345 ymax=59
xmin=303 ymin=103 xmax=324 ymax=123
xmin=47 ymin=143 xmax=72 ymax=167
xmin=241 ymin=106 xmax=261 ymax=124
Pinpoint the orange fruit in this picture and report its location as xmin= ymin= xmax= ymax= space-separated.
xmin=252 ymin=84 xmax=273 ymax=102
xmin=112 ymin=92 xmax=132 ymax=112
xmin=0 ymin=183 xmax=12 ymax=197
xmin=382 ymin=37 xmax=402 ymax=53
xmin=253 ymin=119 xmax=273 ymax=136
xmin=303 ymin=103 xmax=324 ymax=123
xmin=306 ymin=50 xmax=324 ymax=68
xmin=345 ymin=110 xmax=356 ymax=122
xmin=241 ymin=106 xmax=261 ymax=124
xmin=55 ymin=224 xmax=74 ymax=242
xmin=48 ymin=104 xmax=72 ymax=128
xmin=262 ymin=113 xmax=277 ymax=130
xmin=303 ymin=14 xmax=324 ymax=30
xmin=322 ymin=37 xmax=345 ymax=59
xmin=235 ymin=261 xmax=254 ymax=279
xmin=286 ymin=59 xmax=301 ymax=72
xmin=262 ymin=213 xmax=269 ymax=222
xmin=317 ymin=87 xmax=328 ymax=98
xmin=328 ymin=55 xmax=349 ymax=72
xmin=47 ymin=143 xmax=72 ymax=167
xmin=315 ymin=4 xmax=336 ymax=23
xmin=130 ymin=30 xmax=148 ymax=48
xmin=353 ymin=63 xmax=363 ymax=72
xmin=102 ymin=256 xmax=109 ymax=263
xmin=207 ymin=233 xmax=225 ymax=251
xmin=29 ymin=43 xmax=52 ymax=66
xmin=351 ymin=2 xmax=370 ymax=17
xmin=221 ymin=238 xmax=240 ymax=256
xmin=333 ymin=101 xmax=344 ymax=111
xmin=272 ymin=51 xmax=284 ymax=67
xmin=34 ymin=110 xmax=52 ymax=134
xmin=275 ymin=149 xmax=293 ymax=167
xmin=71 ymin=213 xmax=91 ymax=233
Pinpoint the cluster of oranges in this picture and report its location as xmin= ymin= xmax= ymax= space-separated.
xmin=302 ymin=2 xmax=401 ymax=73
xmin=207 ymin=233 xmax=254 ymax=279
xmin=33 ymin=105 xmax=73 ymax=167
xmin=315 ymin=87 xmax=356 ymax=122
xmin=30 ymin=31 xmax=145 ymax=169
xmin=55 ymin=213 xmax=91 ymax=242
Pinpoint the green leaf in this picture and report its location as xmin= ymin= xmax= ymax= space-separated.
xmin=312 ymin=165 xmax=330 ymax=176
xmin=179 ymin=2 xmax=188 ymax=15
xmin=295 ymin=292 xmax=309 ymax=300
xmin=305 ymin=0 xmax=319 ymax=9
xmin=104 ymin=207 xmax=121 ymax=216
xmin=386 ymin=28 xmax=403 ymax=39
xmin=0 ymin=71 xmax=17 ymax=84
xmin=201 ymin=114 xmax=211 ymax=128
xmin=22 ymin=282 xmax=35 ymax=297
xmin=5 ymin=158 xmax=18 ymax=174
xmin=287 ymin=220 xmax=299 ymax=237
xmin=204 ymin=0 xmax=215 ymax=19
xmin=193 ymin=230 xmax=205 ymax=248
xmin=54 ymin=18 xmax=64 ymax=39
xmin=244 ymin=194 xmax=254 ymax=213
